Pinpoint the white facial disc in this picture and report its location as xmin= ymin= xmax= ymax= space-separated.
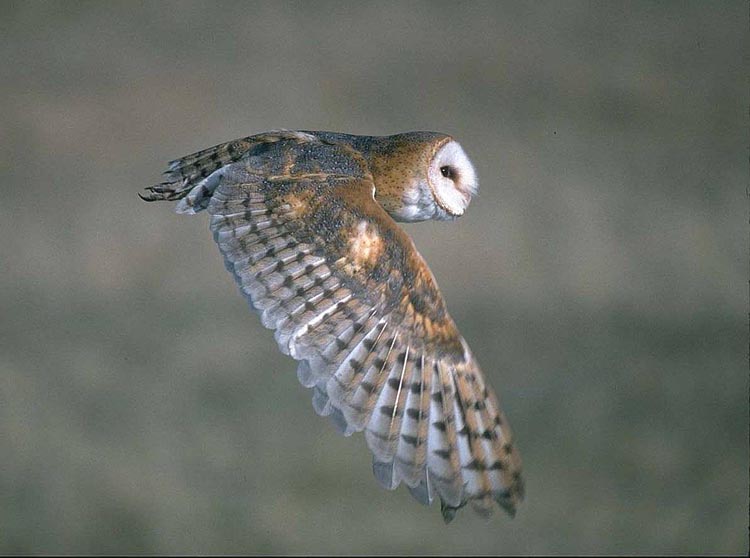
xmin=427 ymin=141 xmax=478 ymax=216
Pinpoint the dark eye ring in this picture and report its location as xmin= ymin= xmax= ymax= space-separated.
xmin=440 ymin=165 xmax=456 ymax=180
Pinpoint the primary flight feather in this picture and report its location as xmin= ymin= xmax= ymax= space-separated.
xmin=141 ymin=130 xmax=524 ymax=522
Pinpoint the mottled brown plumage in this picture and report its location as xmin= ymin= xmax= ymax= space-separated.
xmin=141 ymin=130 xmax=523 ymax=522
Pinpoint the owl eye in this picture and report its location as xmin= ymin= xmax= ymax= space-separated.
xmin=440 ymin=165 xmax=457 ymax=180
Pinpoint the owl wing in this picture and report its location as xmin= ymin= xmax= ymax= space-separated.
xmin=143 ymin=134 xmax=524 ymax=521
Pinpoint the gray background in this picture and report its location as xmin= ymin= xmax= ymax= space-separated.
xmin=1 ymin=1 xmax=747 ymax=554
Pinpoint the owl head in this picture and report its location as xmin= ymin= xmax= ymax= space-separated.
xmin=361 ymin=132 xmax=479 ymax=222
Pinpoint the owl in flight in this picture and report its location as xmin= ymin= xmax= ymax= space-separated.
xmin=141 ymin=130 xmax=524 ymax=522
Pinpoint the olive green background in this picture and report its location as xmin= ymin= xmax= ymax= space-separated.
xmin=1 ymin=1 xmax=747 ymax=554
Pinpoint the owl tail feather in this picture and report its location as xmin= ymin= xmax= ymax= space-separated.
xmin=139 ymin=172 xmax=220 ymax=215
xmin=139 ymin=141 xmax=234 ymax=213
xmin=140 ymin=130 xmax=319 ymax=212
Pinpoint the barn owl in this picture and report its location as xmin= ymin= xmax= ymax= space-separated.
xmin=141 ymin=130 xmax=524 ymax=522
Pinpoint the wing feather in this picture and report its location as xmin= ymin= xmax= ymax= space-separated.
xmin=143 ymin=133 xmax=523 ymax=521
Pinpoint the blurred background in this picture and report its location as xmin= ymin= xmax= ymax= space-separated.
xmin=1 ymin=1 xmax=746 ymax=554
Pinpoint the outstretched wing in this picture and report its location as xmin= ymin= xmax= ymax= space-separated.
xmin=142 ymin=134 xmax=524 ymax=521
